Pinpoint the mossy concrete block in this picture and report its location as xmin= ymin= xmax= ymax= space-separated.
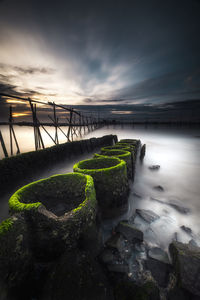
xmin=0 ymin=134 xmax=116 ymax=194
xmin=0 ymin=214 xmax=34 ymax=299
xmin=41 ymin=249 xmax=114 ymax=300
xmin=73 ymin=157 xmax=129 ymax=218
xmin=169 ymin=241 xmax=200 ymax=297
xmin=9 ymin=173 xmax=98 ymax=259
xmin=94 ymin=149 xmax=132 ymax=179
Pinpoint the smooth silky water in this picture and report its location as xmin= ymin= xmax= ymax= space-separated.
xmin=0 ymin=124 xmax=200 ymax=251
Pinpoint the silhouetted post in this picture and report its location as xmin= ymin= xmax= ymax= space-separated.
xmin=0 ymin=130 xmax=8 ymax=158
xmin=140 ymin=144 xmax=146 ymax=161
xmin=9 ymin=106 xmax=20 ymax=155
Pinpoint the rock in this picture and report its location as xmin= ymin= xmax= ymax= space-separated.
xmin=189 ymin=239 xmax=199 ymax=248
xmin=133 ymin=192 xmax=142 ymax=198
xmin=168 ymin=203 xmax=190 ymax=214
xmin=169 ymin=241 xmax=200 ymax=296
xmin=100 ymin=249 xmax=115 ymax=264
xmin=145 ymin=257 xmax=172 ymax=288
xmin=113 ymin=276 xmax=160 ymax=300
xmin=181 ymin=225 xmax=193 ymax=236
xmin=115 ymin=221 xmax=143 ymax=242
xmin=150 ymin=197 xmax=165 ymax=204
xmin=148 ymin=165 xmax=160 ymax=170
xmin=148 ymin=247 xmax=170 ymax=264
xmin=140 ymin=144 xmax=146 ymax=160
xmin=136 ymin=209 xmax=160 ymax=224
xmin=153 ymin=185 xmax=164 ymax=191
xmin=106 ymin=233 xmax=125 ymax=252
xmin=42 ymin=249 xmax=114 ymax=300
xmin=107 ymin=263 xmax=129 ymax=273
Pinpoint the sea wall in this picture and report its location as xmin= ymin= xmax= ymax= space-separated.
xmin=0 ymin=134 xmax=117 ymax=194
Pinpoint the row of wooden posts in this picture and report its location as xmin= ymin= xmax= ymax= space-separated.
xmin=0 ymin=94 xmax=103 ymax=158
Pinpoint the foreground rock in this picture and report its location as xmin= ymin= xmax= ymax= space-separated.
xmin=115 ymin=221 xmax=143 ymax=242
xmin=136 ymin=209 xmax=160 ymax=223
xmin=169 ymin=241 xmax=200 ymax=297
xmin=153 ymin=185 xmax=164 ymax=192
xmin=148 ymin=247 xmax=170 ymax=264
xmin=148 ymin=165 xmax=160 ymax=170
xmin=42 ymin=249 xmax=114 ymax=300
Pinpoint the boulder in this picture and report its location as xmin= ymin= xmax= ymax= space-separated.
xmin=140 ymin=144 xmax=146 ymax=160
xmin=180 ymin=225 xmax=193 ymax=236
xmin=148 ymin=247 xmax=170 ymax=264
xmin=115 ymin=221 xmax=143 ymax=242
xmin=41 ymin=249 xmax=114 ymax=300
xmin=107 ymin=263 xmax=129 ymax=273
xmin=145 ymin=257 xmax=172 ymax=287
xmin=153 ymin=185 xmax=164 ymax=192
xmin=169 ymin=241 xmax=200 ymax=296
xmin=148 ymin=165 xmax=160 ymax=170
xmin=106 ymin=233 xmax=125 ymax=252
xmin=136 ymin=209 xmax=160 ymax=224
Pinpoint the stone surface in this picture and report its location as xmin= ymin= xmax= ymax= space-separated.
xmin=148 ymin=247 xmax=170 ymax=264
xmin=42 ymin=249 xmax=114 ymax=300
xmin=106 ymin=233 xmax=125 ymax=252
xmin=148 ymin=165 xmax=160 ymax=170
xmin=180 ymin=225 xmax=193 ymax=236
xmin=145 ymin=257 xmax=172 ymax=287
xmin=115 ymin=221 xmax=143 ymax=242
xmin=153 ymin=185 xmax=164 ymax=191
xmin=169 ymin=241 xmax=200 ymax=296
xmin=136 ymin=209 xmax=160 ymax=224
xmin=168 ymin=202 xmax=190 ymax=214
xmin=107 ymin=263 xmax=129 ymax=273
xmin=100 ymin=248 xmax=115 ymax=264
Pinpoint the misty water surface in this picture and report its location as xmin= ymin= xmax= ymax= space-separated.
xmin=0 ymin=124 xmax=200 ymax=250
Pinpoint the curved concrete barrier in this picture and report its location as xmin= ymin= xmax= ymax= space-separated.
xmin=8 ymin=173 xmax=97 ymax=259
xmin=73 ymin=157 xmax=129 ymax=218
xmin=94 ymin=149 xmax=132 ymax=179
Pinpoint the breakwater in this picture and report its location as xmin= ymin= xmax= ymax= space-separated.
xmin=0 ymin=134 xmax=117 ymax=194
xmin=0 ymin=136 xmax=200 ymax=300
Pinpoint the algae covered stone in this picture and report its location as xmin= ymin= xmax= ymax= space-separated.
xmin=8 ymin=173 xmax=98 ymax=259
xmin=94 ymin=149 xmax=133 ymax=179
xmin=73 ymin=157 xmax=129 ymax=218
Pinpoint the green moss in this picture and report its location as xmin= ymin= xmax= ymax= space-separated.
xmin=73 ymin=157 xmax=129 ymax=214
xmin=9 ymin=173 xmax=96 ymax=217
xmin=0 ymin=218 xmax=14 ymax=236
xmin=93 ymin=149 xmax=132 ymax=179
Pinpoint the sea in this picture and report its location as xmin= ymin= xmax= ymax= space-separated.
xmin=0 ymin=124 xmax=200 ymax=251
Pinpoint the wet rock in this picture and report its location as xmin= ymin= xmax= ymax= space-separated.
xmin=148 ymin=247 xmax=170 ymax=264
xmin=134 ymin=242 xmax=147 ymax=253
xmin=140 ymin=144 xmax=146 ymax=161
xmin=169 ymin=241 xmax=200 ymax=296
xmin=145 ymin=257 xmax=172 ymax=288
xmin=100 ymin=248 xmax=115 ymax=264
xmin=189 ymin=239 xmax=199 ymax=248
xmin=115 ymin=221 xmax=143 ymax=242
xmin=107 ymin=263 xmax=129 ymax=273
xmin=113 ymin=275 xmax=160 ymax=300
xmin=133 ymin=192 xmax=142 ymax=198
xmin=153 ymin=185 xmax=164 ymax=191
xmin=180 ymin=225 xmax=193 ymax=236
xmin=136 ymin=209 xmax=160 ymax=224
xmin=148 ymin=165 xmax=160 ymax=170
xmin=106 ymin=233 xmax=125 ymax=252
xmin=168 ymin=202 xmax=190 ymax=214
xmin=42 ymin=249 xmax=114 ymax=300
xmin=150 ymin=197 xmax=165 ymax=204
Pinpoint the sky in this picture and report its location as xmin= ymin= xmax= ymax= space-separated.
xmin=0 ymin=0 xmax=200 ymax=121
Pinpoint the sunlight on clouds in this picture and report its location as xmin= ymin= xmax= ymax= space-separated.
xmin=12 ymin=112 xmax=31 ymax=118
xmin=111 ymin=110 xmax=133 ymax=115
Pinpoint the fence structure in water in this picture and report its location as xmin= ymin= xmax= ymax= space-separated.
xmin=0 ymin=93 xmax=104 ymax=158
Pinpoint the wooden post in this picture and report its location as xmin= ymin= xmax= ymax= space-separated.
xmin=0 ymin=130 xmax=8 ymax=158
xmin=67 ymin=109 xmax=73 ymax=142
xmin=9 ymin=106 xmax=20 ymax=155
